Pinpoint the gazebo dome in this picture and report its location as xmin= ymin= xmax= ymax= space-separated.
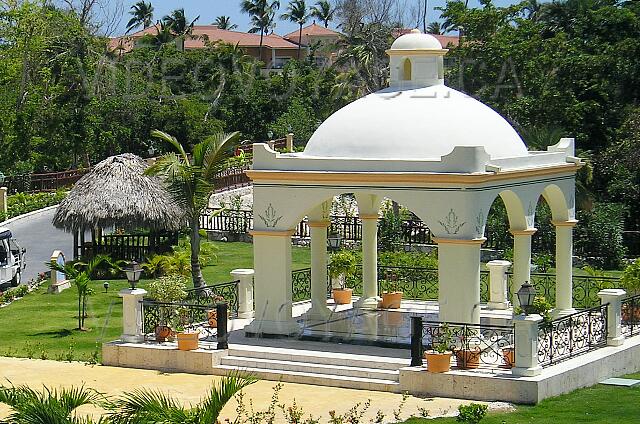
xmin=302 ymin=29 xmax=529 ymax=161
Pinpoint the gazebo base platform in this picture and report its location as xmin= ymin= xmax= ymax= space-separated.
xmin=103 ymin=299 xmax=640 ymax=404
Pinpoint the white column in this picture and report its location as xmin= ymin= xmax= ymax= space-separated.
xmin=119 ymin=288 xmax=147 ymax=343
xmin=436 ymin=238 xmax=483 ymax=324
xmin=308 ymin=221 xmax=331 ymax=320
xmin=553 ymin=220 xmax=578 ymax=317
xmin=598 ymin=288 xmax=626 ymax=346
xmin=359 ymin=214 xmax=380 ymax=309
xmin=286 ymin=133 xmax=294 ymax=152
xmin=0 ymin=187 xmax=7 ymax=216
xmin=487 ymin=260 xmax=511 ymax=310
xmin=231 ymin=268 xmax=255 ymax=319
xmin=510 ymin=229 xmax=536 ymax=307
xmin=512 ymin=313 xmax=543 ymax=377
xmin=244 ymin=230 xmax=299 ymax=336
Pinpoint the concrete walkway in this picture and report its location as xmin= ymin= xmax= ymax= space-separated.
xmin=0 ymin=357 xmax=489 ymax=422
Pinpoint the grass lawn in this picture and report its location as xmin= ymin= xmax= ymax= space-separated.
xmin=0 ymin=241 xmax=310 ymax=361
xmin=402 ymin=373 xmax=640 ymax=424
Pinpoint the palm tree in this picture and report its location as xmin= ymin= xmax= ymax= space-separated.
xmin=214 ymin=15 xmax=238 ymax=30
xmin=242 ymin=0 xmax=280 ymax=59
xmin=108 ymin=375 xmax=256 ymax=423
xmin=524 ymin=0 xmax=543 ymax=21
xmin=427 ymin=21 xmax=442 ymax=34
xmin=146 ymin=130 xmax=241 ymax=290
xmin=281 ymin=0 xmax=309 ymax=59
xmin=310 ymin=0 xmax=335 ymax=28
xmin=0 ymin=384 xmax=103 ymax=424
xmin=163 ymin=8 xmax=200 ymax=50
xmin=126 ymin=1 xmax=154 ymax=33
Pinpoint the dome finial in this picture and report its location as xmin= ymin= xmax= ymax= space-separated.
xmin=387 ymin=31 xmax=448 ymax=89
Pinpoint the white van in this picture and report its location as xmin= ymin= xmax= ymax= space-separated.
xmin=0 ymin=227 xmax=26 ymax=287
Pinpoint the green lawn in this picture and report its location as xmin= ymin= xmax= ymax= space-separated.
xmin=403 ymin=373 xmax=640 ymax=424
xmin=0 ymin=241 xmax=310 ymax=361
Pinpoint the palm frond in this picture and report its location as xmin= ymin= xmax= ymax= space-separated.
xmin=151 ymin=130 xmax=189 ymax=163
xmin=109 ymin=389 xmax=190 ymax=424
xmin=201 ymin=131 xmax=241 ymax=181
xmin=195 ymin=374 xmax=258 ymax=423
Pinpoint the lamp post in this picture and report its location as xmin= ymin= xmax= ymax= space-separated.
xmin=327 ymin=232 xmax=342 ymax=252
xmin=103 ymin=281 xmax=110 ymax=293
xmin=125 ymin=261 xmax=143 ymax=290
xmin=516 ymin=281 xmax=536 ymax=314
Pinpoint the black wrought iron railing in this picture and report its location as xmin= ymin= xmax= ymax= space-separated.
xmin=410 ymin=317 xmax=515 ymax=370
xmin=622 ymin=294 xmax=640 ymax=337
xmin=141 ymin=300 xmax=219 ymax=343
xmin=537 ymin=304 xmax=608 ymax=367
xmin=292 ymin=268 xmax=312 ymax=303
xmin=377 ymin=266 xmax=439 ymax=301
xmin=185 ymin=280 xmax=240 ymax=315
xmin=92 ymin=232 xmax=178 ymax=261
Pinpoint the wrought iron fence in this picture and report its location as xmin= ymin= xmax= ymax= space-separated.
xmin=92 ymin=232 xmax=178 ymax=261
xmin=410 ymin=317 xmax=515 ymax=370
xmin=212 ymin=165 xmax=251 ymax=193
xmin=292 ymin=268 xmax=312 ymax=303
xmin=622 ymin=294 xmax=640 ymax=337
xmin=537 ymin=304 xmax=608 ymax=367
xmin=185 ymin=280 xmax=240 ymax=315
xmin=4 ymin=168 xmax=90 ymax=193
xmin=378 ymin=266 xmax=439 ymax=300
xmin=141 ymin=300 xmax=218 ymax=343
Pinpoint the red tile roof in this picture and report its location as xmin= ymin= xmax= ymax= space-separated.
xmin=109 ymin=25 xmax=300 ymax=52
xmin=284 ymin=23 xmax=341 ymax=43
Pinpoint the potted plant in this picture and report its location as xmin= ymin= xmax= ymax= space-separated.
xmin=423 ymin=324 xmax=453 ymax=373
xmin=453 ymin=327 xmax=482 ymax=369
xmin=175 ymin=307 xmax=199 ymax=351
xmin=502 ymin=345 xmax=515 ymax=368
xmin=328 ymin=250 xmax=357 ymax=305
xmin=205 ymin=295 xmax=226 ymax=328
xmin=145 ymin=275 xmax=188 ymax=342
xmin=379 ymin=272 xmax=403 ymax=309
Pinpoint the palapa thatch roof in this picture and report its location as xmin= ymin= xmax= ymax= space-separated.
xmin=53 ymin=154 xmax=184 ymax=232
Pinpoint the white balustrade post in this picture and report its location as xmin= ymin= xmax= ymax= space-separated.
xmin=511 ymin=313 xmax=543 ymax=377
xmin=0 ymin=187 xmax=7 ymax=216
xmin=487 ymin=260 xmax=511 ymax=310
xmin=598 ymin=289 xmax=626 ymax=347
xmin=231 ymin=268 xmax=255 ymax=319
xmin=119 ymin=288 xmax=147 ymax=343
xmin=286 ymin=133 xmax=294 ymax=152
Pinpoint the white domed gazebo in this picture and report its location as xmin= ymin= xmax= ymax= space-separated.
xmin=245 ymin=30 xmax=582 ymax=336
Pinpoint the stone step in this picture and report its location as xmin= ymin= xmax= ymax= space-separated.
xmin=227 ymin=344 xmax=409 ymax=371
xmin=215 ymin=364 xmax=401 ymax=392
xmin=220 ymin=355 xmax=400 ymax=381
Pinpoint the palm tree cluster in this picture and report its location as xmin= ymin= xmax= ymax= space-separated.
xmin=241 ymin=0 xmax=282 ymax=57
xmin=0 ymin=375 xmax=256 ymax=424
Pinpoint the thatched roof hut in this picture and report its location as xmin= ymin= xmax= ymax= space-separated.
xmin=53 ymin=154 xmax=184 ymax=232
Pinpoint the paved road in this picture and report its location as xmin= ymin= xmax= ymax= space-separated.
xmin=5 ymin=207 xmax=74 ymax=282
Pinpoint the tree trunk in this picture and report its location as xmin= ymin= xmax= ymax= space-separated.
xmin=190 ymin=216 xmax=205 ymax=290
xmin=297 ymin=24 xmax=303 ymax=59
xmin=259 ymin=29 xmax=264 ymax=64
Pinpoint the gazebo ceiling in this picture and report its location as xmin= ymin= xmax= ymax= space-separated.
xmin=52 ymin=153 xmax=184 ymax=232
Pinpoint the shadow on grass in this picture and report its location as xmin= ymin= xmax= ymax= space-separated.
xmin=30 ymin=329 xmax=74 ymax=338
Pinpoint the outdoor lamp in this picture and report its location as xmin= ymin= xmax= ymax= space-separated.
xmin=516 ymin=281 xmax=536 ymax=314
xmin=267 ymin=130 xmax=274 ymax=140
xmin=103 ymin=281 xmax=109 ymax=293
xmin=0 ymin=171 xmax=5 ymax=184
xmin=125 ymin=261 xmax=143 ymax=290
xmin=327 ymin=233 xmax=342 ymax=252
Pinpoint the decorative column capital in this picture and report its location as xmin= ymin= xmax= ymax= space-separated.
xmin=486 ymin=260 xmax=512 ymax=270
xmin=249 ymin=229 xmax=295 ymax=237
xmin=551 ymin=219 xmax=579 ymax=228
xmin=432 ymin=237 xmax=486 ymax=245
xmin=509 ymin=228 xmax=537 ymax=236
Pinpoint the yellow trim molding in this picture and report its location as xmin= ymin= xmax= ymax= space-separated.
xmin=308 ymin=221 xmax=331 ymax=228
xmin=359 ymin=214 xmax=380 ymax=220
xmin=432 ymin=237 xmax=487 ymax=245
xmin=551 ymin=219 xmax=579 ymax=227
xmin=249 ymin=229 xmax=295 ymax=237
xmin=386 ymin=48 xmax=449 ymax=56
xmin=509 ymin=228 xmax=538 ymax=236
xmin=246 ymin=164 xmax=579 ymax=186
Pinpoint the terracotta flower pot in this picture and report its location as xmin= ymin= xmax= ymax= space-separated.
xmin=454 ymin=348 xmax=481 ymax=369
xmin=332 ymin=288 xmax=353 ymax=305
xmin=622 ymin=304 xmax=640 ymax=322
xmin=502 ymin=347 xmax=515 ymax=368
xmin=380 ymin=291 xmax=403 ymax=309
xmin=207 ymin=309 xmax=218 ymax=328
xmin=155 ymin=325 xmax=172 ymax=342
xmin=176 ymin=331 xmax=199 ymax=351
xmin=424 ymin=351 xmax=452 ymax=373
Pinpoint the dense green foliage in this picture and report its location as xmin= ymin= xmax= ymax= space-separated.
xmin=0 ymin=190 xmax=67 ymax=221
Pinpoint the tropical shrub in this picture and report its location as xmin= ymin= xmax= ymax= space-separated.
xmin=456 ymin=403 xmax=488 ymax=424
xmin=575 ymin=203 xmax=627 ymax=269
xmin=328 ymin=250 xmax=358 ymax=283
xmin=146 ymin=275 xmax=189 ymax=303
xmin=0 ymin=190 xmax=67 ymax=222
xmin=621 ymin=258 xmax=640 ymax=296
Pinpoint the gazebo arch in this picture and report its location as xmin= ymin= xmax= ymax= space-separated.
xmin=245 ymin=30 xmax=583 ymax=336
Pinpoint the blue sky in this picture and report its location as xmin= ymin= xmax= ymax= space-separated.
xmin=112 ymin=0 xmax=529 ymax=36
